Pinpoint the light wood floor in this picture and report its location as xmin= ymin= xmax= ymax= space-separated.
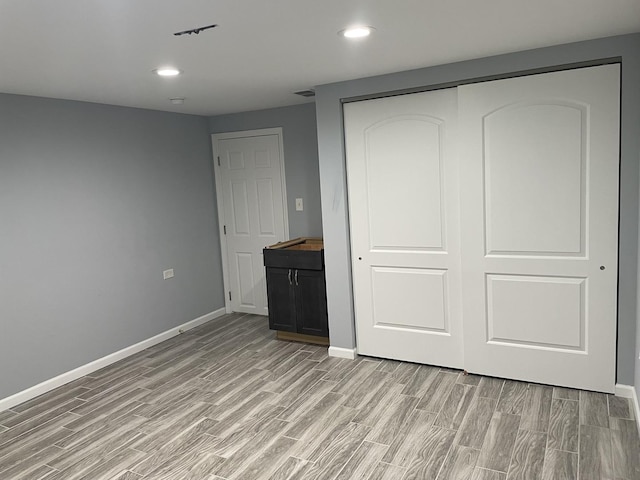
xmin=1 ymin=313 xmax=639 ymax=480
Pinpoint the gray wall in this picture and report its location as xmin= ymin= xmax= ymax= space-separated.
xmin=208 ymin=103 xmax=323 ymax=239
xmin=315 ymin=33 xmax=640 ymax=387
xmin=0 ymin=94 xmax=224 ymax=399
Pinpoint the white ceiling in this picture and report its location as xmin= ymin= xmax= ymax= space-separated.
xmin=2 ymin=0 xmax=639 ymax=116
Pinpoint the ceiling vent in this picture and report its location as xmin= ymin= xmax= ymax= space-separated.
xmin=294 ymin=89 xmax=315 ymax=98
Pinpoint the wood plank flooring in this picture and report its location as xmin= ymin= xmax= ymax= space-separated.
xmin=1 ymin=313 xmax=639 ymax=479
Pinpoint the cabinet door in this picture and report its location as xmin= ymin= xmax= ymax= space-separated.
xmin=295 ymin=269 xmax=329 ymax=337
xmin=265 ymin=268 xmax=296 ymax=332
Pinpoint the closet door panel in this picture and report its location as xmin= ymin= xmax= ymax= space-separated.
xmin=344 ymin=88 xmax=464 ymax=368
xmin=484 ymin=103 xmax=585 ymax=255
xmin=459 ymin=64 xmax=620 ymax=392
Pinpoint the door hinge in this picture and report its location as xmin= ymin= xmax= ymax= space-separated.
xmin=223 ymin=225 xmax=227 ymax=235
xmin=228 ymin=291 xmax=232 ymax=301
xmin=217 ymin=156 xmax=221 ymax=166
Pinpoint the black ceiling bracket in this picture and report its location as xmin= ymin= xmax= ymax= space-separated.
xmin=174 ymin=24 xmax=218 ymax=36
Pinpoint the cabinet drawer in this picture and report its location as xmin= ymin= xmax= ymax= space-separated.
xmin=263 ymin=248 xmax=324 ymax=270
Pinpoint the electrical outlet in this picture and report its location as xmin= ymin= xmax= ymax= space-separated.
xmin=163 ymin=268 xmax=174 ymax=280
xmin=295 ymin=198 xmax=304 ymax=211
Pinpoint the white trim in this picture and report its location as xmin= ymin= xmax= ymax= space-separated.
xmin=212 ymin=128 xmax=285 ymax=141
xmin=615 ymin=383 xmax=640 ymax=427
xmin=328 ymin=346 xmax=357 ymax=360
xmin=211 ymin=128 xmax=289 ymax=315
xmin=0 ymin=308 xmax=226 ymax=412
xmin=615 ymin=383 xmax=634 ymax=398
xmin=212 ymin=137 xmax=232 ymax=315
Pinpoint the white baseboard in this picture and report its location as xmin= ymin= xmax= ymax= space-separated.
xmin=615 ymin=383 xmax=640 ymax=426
xmin=0 ymin=308 xmax=226 ymax=412
xmin=328 ymin=346 xmax=357 ymax=360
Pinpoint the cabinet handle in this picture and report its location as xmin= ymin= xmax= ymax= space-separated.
xmin=288 ymin=269 xmax=292 ymax=285
xmin=295 ymin=269 xmax=299 ymax=286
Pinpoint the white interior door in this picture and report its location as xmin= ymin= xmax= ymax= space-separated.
xmin=345 ymin=88 xmax=464 ymax=368
xmin=215 ymin=131 xmax=288 ymax=315
xmin=459 ymin=65 xmax=620 ymax=392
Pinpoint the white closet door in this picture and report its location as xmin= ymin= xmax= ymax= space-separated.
xmin=345 ymin=88 xmax=464 ymax=368
xmin=459 ymin=65 xmax=620 ymax=392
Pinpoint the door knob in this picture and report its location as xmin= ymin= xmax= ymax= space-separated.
xmin=600 ymin=265 xmax=605 ymax=270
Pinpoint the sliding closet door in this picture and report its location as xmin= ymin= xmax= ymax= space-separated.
xmin=345 ymin=88 xmax=464 ymax=368
xmin=459 ymin=65 xmax=620 ymax=392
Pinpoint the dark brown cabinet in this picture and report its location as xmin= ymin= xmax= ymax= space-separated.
xmin=264 ymin=238 xmax=329 ymax=339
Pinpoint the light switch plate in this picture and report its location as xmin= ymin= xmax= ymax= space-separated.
xmin=295 ymin=198 xmax=304 ymax=211
xmin=163 ymin=268 xmax=174 ymax=280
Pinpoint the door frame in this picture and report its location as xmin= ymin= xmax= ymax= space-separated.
xmin=211 ymin=127 xmax=289 ymax=314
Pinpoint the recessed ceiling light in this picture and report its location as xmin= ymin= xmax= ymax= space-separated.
xmin=340 ymin=26 xmax=374 ymax=38
xmin=153 ymin=68 xmax=182 ymax=77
